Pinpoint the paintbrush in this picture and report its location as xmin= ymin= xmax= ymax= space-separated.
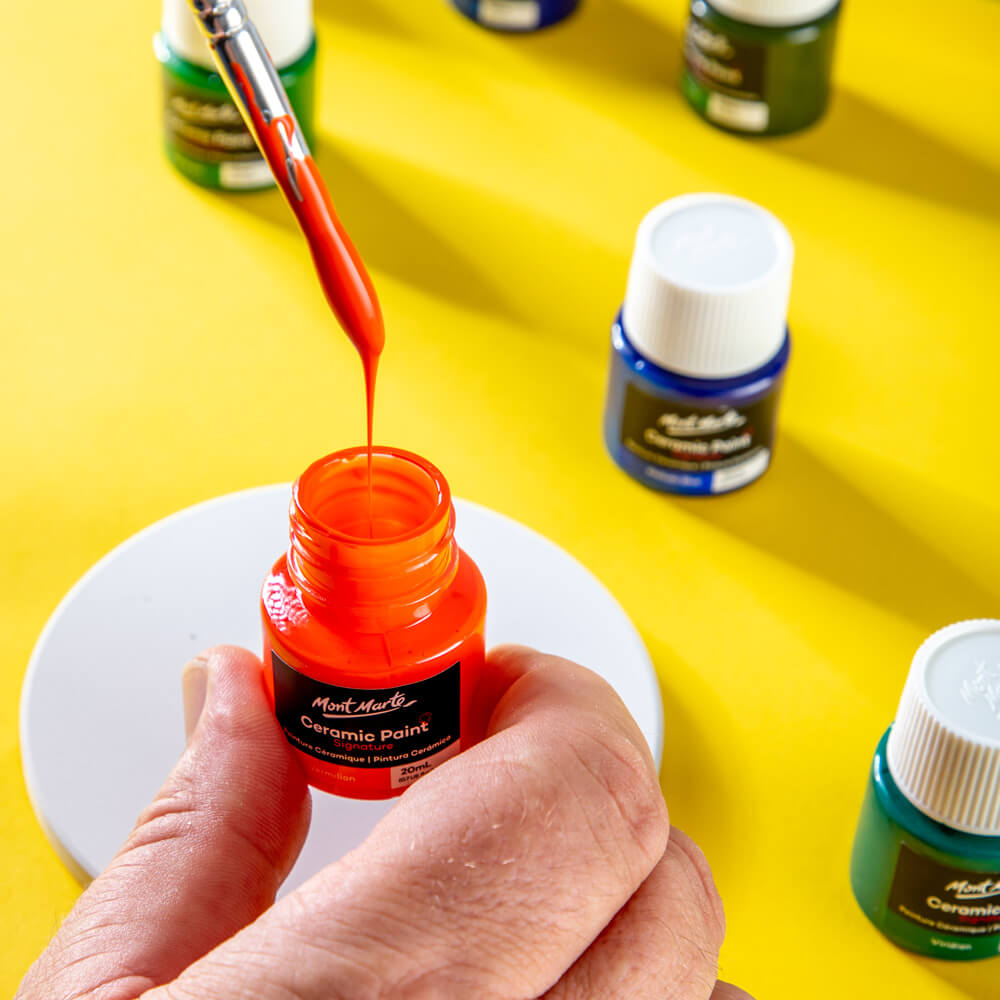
xmin=183 ymin=0 xmax=385 ymax=388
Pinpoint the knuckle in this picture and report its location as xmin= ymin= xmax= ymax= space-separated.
xmin=121 ymin=769 xmax=284 ymax=898
xmin=17 ymin=956 xmax=157 ymax=1000
xmin=560 ymin=715 xmax=669 ymax=877
xmin=661 ymin=950 xmax=721 ymax=1000
xmin=126 ymin=778 xmax=201 ymax=853
xmin=669 ymin=830 xmax=727 ymax=948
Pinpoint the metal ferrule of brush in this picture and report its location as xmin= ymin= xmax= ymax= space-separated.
xmin=185 ymin=0 xmax=310 ymax=197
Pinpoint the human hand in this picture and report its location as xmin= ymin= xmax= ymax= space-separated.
xmin=18 ymin=644 xmax=750 ymax=999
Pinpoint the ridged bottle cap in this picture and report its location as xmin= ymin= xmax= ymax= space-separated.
xmin=622 ymin=194 xmax=793 ymax=379
xmin=887 ymin=621 xmax=1000 ymax=836
xmin=161 ymin=0 xmax=314 ymax=71
xmin=705 ymin=0 xmax=840 ymax=28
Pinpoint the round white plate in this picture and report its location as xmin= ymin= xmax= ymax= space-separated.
xmin=21 ymin=486 xmax=663 ymax=892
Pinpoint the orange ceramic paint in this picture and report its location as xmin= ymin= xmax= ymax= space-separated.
xmin=261 ymin=448 xmax=488 ymax=798
xmin=229 ymin=72 xmax=384 ymax=364
xmin=194 ymin=7 xmax=487 ymax=798
xmin=231 ymin=64 xmax=384 ymax=528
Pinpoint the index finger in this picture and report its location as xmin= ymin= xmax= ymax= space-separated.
xmin=151 ymin=645 xmax=669 ymax=1000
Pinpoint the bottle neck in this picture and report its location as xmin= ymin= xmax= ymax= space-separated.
xmin=287 ymin=447 xmax=458 ymax=633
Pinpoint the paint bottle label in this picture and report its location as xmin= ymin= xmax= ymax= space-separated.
xmin=452 ymin=0 xmax=579 ymax=30
xmin=887 ymin=843 xmax=1000 ymax=950
xmin=683 ymin=13 xmax=770 ymax=132
xmin=477 ymin=0 xmax=542 ymax=29
xmin=619 ymin=383 xmax=775 ymax=494
xmin=271 ymin=652 xmax=462 ymax=789
xmin=162 ymin=85 xmax=273 ymax=190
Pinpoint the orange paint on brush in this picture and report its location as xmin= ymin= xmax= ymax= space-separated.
xmin=261 ymin=448 xmax=488 ymax=799
xmin=233 ymin=65 xmax=383 ymax=529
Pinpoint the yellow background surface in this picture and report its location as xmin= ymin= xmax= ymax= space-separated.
xmin=3 ymin=0 xmax=1000 ymax=995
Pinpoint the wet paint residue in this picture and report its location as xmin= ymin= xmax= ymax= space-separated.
xmin=233 ymin=65 xmax=384 ymax=531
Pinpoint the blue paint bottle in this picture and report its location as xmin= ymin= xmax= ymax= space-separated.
xmin=450 ymin=0 xmax=579 ymax=32
xmin=603 ymin=194 xmax=793 ymax=496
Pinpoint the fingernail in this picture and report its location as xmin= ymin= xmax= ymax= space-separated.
xmin=182 ymin=656 xmax=210 ymax=742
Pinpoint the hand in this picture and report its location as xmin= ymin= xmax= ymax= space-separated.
xmin=18 ymin=645 xmax=750 ymax=1000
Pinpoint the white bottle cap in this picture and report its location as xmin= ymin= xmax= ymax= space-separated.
xmin=704 ymin=0 xmax=840 ymax=28
xmin=622 ymin=193 xmax=793 ymax=379
xmin=161 ymin=0 xmax=314 ymax=71
xmin=888 ymin=621 xmax=1000 ymax=836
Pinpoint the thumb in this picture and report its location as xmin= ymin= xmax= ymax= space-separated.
xmin=17 ymin=646 xmax=311 ymax=1000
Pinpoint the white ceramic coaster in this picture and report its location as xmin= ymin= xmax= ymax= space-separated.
xmin=21 ymin=486 xmax=663 ymax=893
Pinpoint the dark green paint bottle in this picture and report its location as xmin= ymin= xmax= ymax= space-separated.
xmin=154 ymin=0 xmax=317 ymax=191
xmin=850 ymin=622 xmax=1000 ymax=960
xmin=682 ymin=0 xmax=840 ymax=136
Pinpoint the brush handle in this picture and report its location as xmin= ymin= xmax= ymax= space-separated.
xmin=185 ymin=0 xmax=309 ymax=200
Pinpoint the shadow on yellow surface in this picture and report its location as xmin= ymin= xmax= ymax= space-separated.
xmin=223 ymin=136 xmax=626 ymax=344
xmin=923 ymin=957 xmax=1000 ymax=998
xmin=317 ymin=0 xmax=681 ymax=89
xmin=650 ymin=636 xmax=729 ymax=825
xmin=314 ymin=0 xmax=418 ymax=40
xmin=222 ymin=145 xmax=522 ymax=322
xmin=676 ymin=436 xmax=997 ymax=632
xmin=771 ymin=88 xmax=1000 ymax=222
xmin=512 ymin=0 xmax=682 ymax=89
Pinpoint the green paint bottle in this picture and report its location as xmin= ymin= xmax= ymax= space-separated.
xmin=153 ymin=0 xmax=317 ymax=191
xmin=682 ymin=0 xmax=840 ymax=136
xmin=851 ymin=621 xmax=1000 ymax=960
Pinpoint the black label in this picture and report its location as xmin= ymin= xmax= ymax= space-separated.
xmin=272 ymin=652 xmax=461 ymax=774
xmin=888 ymin=843 xmax=1000 ymax=938
xmin=163 ymin=84 xmax=261 ymax=163
xmin=620 ymin=382 xmax=775 ymax=472
xmin=684 ymin=12 xmax=766 ymax=99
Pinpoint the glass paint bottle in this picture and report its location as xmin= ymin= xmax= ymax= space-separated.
xmin=603 ymin=194 xmax=793 ymax=496
xmin=154 ymin=0 xmax=316 ymax=191
xmin=682 ymin=0 xmax=840 ymax=136
xmin=450 ymin=0 xmax=579 ymax=32
xmin=261 ymin=447 xmax=488 ymax=800
xmin=851 ymin=621 xmax=1000 ymax=959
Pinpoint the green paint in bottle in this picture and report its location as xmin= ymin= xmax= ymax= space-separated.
xmin=153 ymin=0 xmax=317 ymax=191
xmin=851 ymin=621 xmax=1000 ymax=960
xmin=682 ymin=0 xmax=840 ymax=136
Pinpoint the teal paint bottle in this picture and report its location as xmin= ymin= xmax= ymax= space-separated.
xmin=154 ymin=0 xmax=317 ymax=191
xmin=682 ymin=0 xmax=840 ymax=136
xmin=851 ymin=621 xmax=1000 ymax=960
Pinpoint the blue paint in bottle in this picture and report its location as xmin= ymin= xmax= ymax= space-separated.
xmin=603 ymin=194 xmax=794 ymax=496
xmin=450 ymin=0 xmax=579 ymax=32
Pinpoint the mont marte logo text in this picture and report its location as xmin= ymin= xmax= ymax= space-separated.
xmin=313 ymin=692 xmax=417 ymax=720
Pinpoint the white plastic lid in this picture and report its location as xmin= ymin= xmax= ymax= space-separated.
xmin=888 ymin=621 xmax=1000 ymax=836
xmin=704 ymin=0 xmax=840 ymax=28
xmin=622 ymin=194 xmax=793 ymax=378
xmin=161 ymin=0 xmax=314 ymax=71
